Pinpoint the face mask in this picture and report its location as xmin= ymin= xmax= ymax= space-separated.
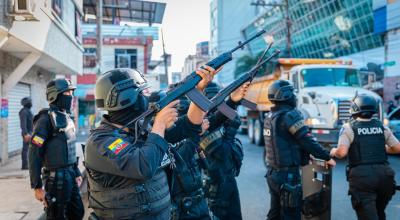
xmin=54 ymin=94 xmax=73 ymax=110
xmin=24 ymin=103 xmax=32 ymax=108
xmin=108 ymin=94 xmax=149 ymax=127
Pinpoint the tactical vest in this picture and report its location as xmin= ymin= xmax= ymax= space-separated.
xmin=84 ymin=129 xmax=170 ymax=218
xmin=39 ymin=110 xmax=77 ymax=169
xmin=264 ymin=110 xmax=302 ymax=169
xmin=202 ymin=128 xmax=241 ymax=176
xmin=172 ymin=140 xmax=203 ymax=197
xmin=348 ymin=119 xmax=387 ymax=167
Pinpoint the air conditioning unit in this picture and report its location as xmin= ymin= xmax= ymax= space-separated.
xmin=12 ymin=0 xmax=38 ymax=20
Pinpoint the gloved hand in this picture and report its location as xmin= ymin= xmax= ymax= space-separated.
xmin=223 ymin=116 xmax=241 ymax=138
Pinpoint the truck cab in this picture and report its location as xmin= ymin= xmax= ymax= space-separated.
xmin=243 ymin=58 xmax=383 ymax=148
xmin=290 ymin=64 xmax=383 ymax=147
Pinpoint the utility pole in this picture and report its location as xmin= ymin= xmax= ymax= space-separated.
xmin=161 ymin=28 xmax=169 ymax=86
xmin=251 ymin=0 xmax=291 ymax=57
xmin=96 ymin=0 xmax=103 ymax=75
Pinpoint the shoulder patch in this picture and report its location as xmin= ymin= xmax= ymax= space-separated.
xmin=32 ymin=135 xmax=45 ymax=147
xmin=288 ymin=120 xmax=305 ymax=135
xmin=107 ymin=138 xmax=129 ymax=155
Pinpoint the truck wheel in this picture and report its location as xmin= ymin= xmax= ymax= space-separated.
xmin=254 ymin=119 xmax=264 ymax=146
xmin=248 ymin=119 xmax=255 ymax=144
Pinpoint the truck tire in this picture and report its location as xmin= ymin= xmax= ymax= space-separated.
xmin=254 ymin=119 xmax=264 ymax=146
xmin=248 ymin=119 xmax=255 ymax=144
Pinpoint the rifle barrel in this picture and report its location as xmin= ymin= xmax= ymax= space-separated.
xmin=230 ymin=29 xmax=266 ymax=53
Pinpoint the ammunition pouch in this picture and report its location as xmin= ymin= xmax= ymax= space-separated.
xmin=280 ymin=183 xmax=302 ymax=209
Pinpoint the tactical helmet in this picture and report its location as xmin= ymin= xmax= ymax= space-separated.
xmin=95 ymin=68 xmax=148 ymax=111
xmin=46 ymin=78 xmax=76 ymax=103
xmin=350 ymin=93 xmax=378 ymax=116
xmin=21 ymin=97 xmax=32 ymax=106
xmin=267 ymin=80 xmax=295 ymax=102
xmin=148 ymin=90 xmax=167 ymax=104
xmin=204 ymin=82 xmax=221 ymax=99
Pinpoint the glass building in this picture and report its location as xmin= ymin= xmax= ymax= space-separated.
xmin=243 ymin=0 xmax=384 ymax=59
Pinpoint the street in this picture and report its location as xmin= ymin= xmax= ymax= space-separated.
xmin=236 ymin=134 xmax=400 ymax=220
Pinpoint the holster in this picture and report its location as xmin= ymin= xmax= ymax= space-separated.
xmin=280 ymin=183 xmax=302 ymax=209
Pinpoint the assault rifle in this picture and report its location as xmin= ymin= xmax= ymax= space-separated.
xmin=122 ymin=29 xmax=267 ymax=140
xmin=209 ymin=45 xmax=280 ymax=119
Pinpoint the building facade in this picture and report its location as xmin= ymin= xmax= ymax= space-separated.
xmin=210 ymin=0 xmax=258 ymax=85
xmin=241 ymin=0 xmax=400 ymax=106
xmin=0 ymin=0 xmax=84 ymax=163
xmin=244 ymin=0 xmax=384 ymax=59
xmin=76 ymin=24 xmax=158 ymax=130
xmin=181 ymin=41 xmax=211 ymax=80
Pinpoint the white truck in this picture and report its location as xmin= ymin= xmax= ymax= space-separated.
xmin=242 ymin=58 xmax=384 ymax=147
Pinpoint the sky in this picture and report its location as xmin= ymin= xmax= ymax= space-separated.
xmin=150 ymin=0 xmax=211 ymax=73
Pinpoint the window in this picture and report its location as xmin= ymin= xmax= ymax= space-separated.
xmin=83 ymin=48 xmax=96 ymax=68
xmin=75 ymin=11 xmax=82 ymax=42
xmin=52 ymin=0 xmax=63 ymax=19
xmin=300 ymin=68 xmax=361 ymax=88
xmin=115 ymin=49 xmax=137 ymax=69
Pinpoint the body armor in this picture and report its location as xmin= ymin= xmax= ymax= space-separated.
xmin=264 ymin=109 xmax=302 ymax=169
xmin=37 ymin=109 xmax=77 ymax=169
xmin=348 ymin=119 xmax=387 ymax=167
xmin=85 ymin=125 xmax=170 ymax=219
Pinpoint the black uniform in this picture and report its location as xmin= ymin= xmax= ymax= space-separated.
xmin=168 ymin=138 xmax=211 ymax=220
xmin=19 ymin=106 xmax=33 ymax=169
xmin=346 ymin=119 xmax=396 ymax=220
xmin=28 ymin=106 xmax=84 ymax=220
xmin=264 ymin=104 xmax=331 ymax=220
xmin=202 ymin=111 xmax=244 ymax=220
xmin=85 ymin=115 xmax=201 ymax=220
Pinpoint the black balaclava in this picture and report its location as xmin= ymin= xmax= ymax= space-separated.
xmin=53 ymin=94 xmax=73 ymax=111
xmin=353 ymin=112 xmax=374 ymax=119
xmin=108 ymin=93 xmax=148 ymax=127
xmin=24 ymin=102 xmax=32 ymax=109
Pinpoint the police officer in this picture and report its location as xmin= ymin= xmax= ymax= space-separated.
xmin=20 ymin=97 xmax=33 ymax=170
xmin=167 ymin=97 xmax=211 ymax=220
xmin=28 ymin=79 xmax=84 ymax=220
xmin=264 ymin=80 xmax=335 ymax=220
xmin=202 ymin=82 xmax=249 ymax=220
xmin=84 ymin=66 xmax=216 ymax=220
xmin=330 ymin=93 xmax=400 ymax=220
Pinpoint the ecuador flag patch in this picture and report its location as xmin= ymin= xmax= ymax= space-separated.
xmin=107 ymin=138 xmax=128 ymax=155
xmin=32 ymin=135 xmax=45 ymax=147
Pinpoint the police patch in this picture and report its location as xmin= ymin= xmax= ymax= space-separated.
xmin=32 ymin=135 xmax=45 ymax=147
xmin=108 ymin=138 xmax=128 ymax=155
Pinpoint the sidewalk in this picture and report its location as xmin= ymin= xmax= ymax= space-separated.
xmin=0 ymin=135 xmax=88 ymax=220
xmin=0 ymin=156 xmax=44 ymax=220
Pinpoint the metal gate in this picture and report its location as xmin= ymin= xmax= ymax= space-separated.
xmin=7 ymin=83 xmax=31 ymax=153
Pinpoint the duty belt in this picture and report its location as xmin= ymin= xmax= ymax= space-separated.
xmin=268 ymin=166 xmax=299 ymax=173
xmin=199 ymin=129 xmax=223 ymax=150
xmin=42 ymin=163 xmax=75 ymax=172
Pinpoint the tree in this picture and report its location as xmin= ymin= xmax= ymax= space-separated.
xmin=234 ymin=54 xmax=258 ymax=79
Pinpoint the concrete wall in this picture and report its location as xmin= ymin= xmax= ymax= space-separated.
xmin=0 ymin=51 xmax=53 ymax=163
